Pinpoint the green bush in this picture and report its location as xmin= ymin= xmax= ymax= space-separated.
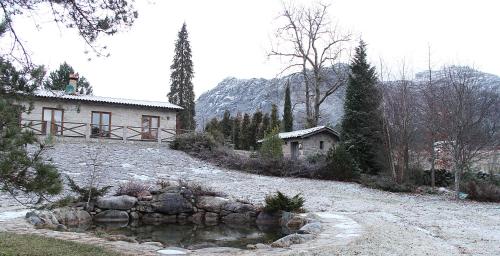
xmin=264 ymin=191 xmax=305 ymax=213
xmin=170 ymin=132 xmax=217 ymax=152
xmin=258 ymin=126 xmax=283 ymax=159
xmin=321 ymin=144 xmax=360 ymax=181
xmin=45 ymin=195 xmax=78 ymax=210
xmin=464 ymin=180 xmax=500 ymax=202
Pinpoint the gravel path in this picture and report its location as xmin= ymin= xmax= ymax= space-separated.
xmin=1 ymin=141 xmax=499 ymax=255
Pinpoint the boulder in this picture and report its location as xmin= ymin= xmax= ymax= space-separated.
xmin=52 ymin=207 xmax=92 ymax=226
xmin=129 ymin=211 xmax=140 ymax=220
xmin=221 ymin=212 xmax=254 ymax=224
xmin=142 ymin=213 xmax=177 ymax=224
xmin=93 ymin=210 xmax=129 ymax=222
xmin=196 ymin=196 xmax=229 ymax=213
xmin=190 ymin=212 xmax=205 ymax=224
xmin=299 ymin=222 xmax=322 ymax=235
xmin=204 ymin=212 xmax=219 ymax=225
xmin=136 ymin=201 xmax=154 ymax=213
xmin=256 ymin=212 xmax=280 ymax=225
xmin=152 ymin=193 xmax=193 ymax=215
xmin=137 ymin=191 xmax=153 ymax=201
xmin=223 ymin=201 xmax=257 ymax=214
xmin=26 ymin=210 xmax=59 ymax=229
xmin=271 ymin=233 xmax=314 ymax=247
xmin=96 ymin=195 xmax=137 ymax=210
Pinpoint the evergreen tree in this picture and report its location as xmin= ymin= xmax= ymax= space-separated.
xmin=261 ymin=113 xmax=270 ymax=135
xmin=240 ymin=113 xmax=252 ymax=150
xmin=0 ymin=57 xmax=63 ymax=202
xmin=283 ymin=82 xmax=293 ymax=132
xmin=232 ymin=115 xmax=241 ymax=149
xmin=44 ymin=62 xmax=93 ymax=95
xmin=168 ymin=23 xmax=195 ymax=130
xmin=250 ymin=111 xmax=263 ymax=148
xmin=341 ymin=40 xmax=386 ymax=174
xmin=221 ymin=110 xmax=232 ymax=139
xmin=270 ymin=104 xmax=280 ymax=130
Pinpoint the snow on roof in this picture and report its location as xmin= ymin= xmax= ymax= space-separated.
xmin=32 ymin=90 xmax=183 ymax=110
xmin=258 ymin=126 xmax=339 ymax=142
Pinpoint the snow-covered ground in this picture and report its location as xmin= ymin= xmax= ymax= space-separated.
xmin=1 ymin=142 xmax=499 ymax=255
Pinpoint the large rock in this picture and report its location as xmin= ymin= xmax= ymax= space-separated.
xmin=136 ymin=201 xmax=154 ymax=213
xmin=222 ymin=201 xmax=257 ymax=214
xmin=196 ymin=196 xmax=229 ymax=213
xmin=221 ymin=212 xmax=255 ymax=224
xmin=96 ymin=195 xmax=137 ymax=210
xmin=204 ymin=212 xmax=219 ymax=225
xmin=280 ymin=212 xmax=306 ymax=230
xmin=271 ymin=233 xmax=314 ymax=247
xmin=256 ymin=212 xmax=280 ymax=225
xmin=152 ymin=193 xmax=193 ymax=215
xmin=93 ymin=210 xmax=129 ymax=222
xmin=52 ymin=207 xmax=91 ymax=226
xmin=26 ymin=210 xmax=59 ymax=229
xmin=299 ymin=222 xmax=322 ymax=235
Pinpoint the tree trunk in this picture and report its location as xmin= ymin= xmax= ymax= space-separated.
xmin=430 ymin=139 xmax=436 ymax=188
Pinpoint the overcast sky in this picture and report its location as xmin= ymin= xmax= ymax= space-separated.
xmin=7 ymin=0 xmax=500 ymax=101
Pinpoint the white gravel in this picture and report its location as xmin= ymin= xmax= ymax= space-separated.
xmin=1 ymin=141 xmax=499 ymax=255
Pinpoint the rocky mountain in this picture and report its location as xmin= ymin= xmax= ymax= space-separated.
xmin=195 ymin=66 xmax=500 ymax=130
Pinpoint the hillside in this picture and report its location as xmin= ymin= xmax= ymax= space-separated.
xmin=195 ymin=66 xmax=500 ymax=130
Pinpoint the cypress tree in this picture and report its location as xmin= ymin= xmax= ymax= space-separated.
xmin=283 ymin=82 xmax=293 ymax=132
xmin=250 ymin=111 xmax=263 ymax=148
xmin=341 ymin=40 xmax=385 ymax=174
xmin=221 ymin=110 xmax=232 ymax=139
xmin=270 ymin=104 xmax=280 ymax=130
xmin=168 ymin=23 xmax=195 ymax=130
xmin=261 ymin=113 xmax=270 ymax=135
xmin=240 ymin=113 xmax=252 ymax=150
xmin=232 ymin=115 xmax=241 ymax=149
xmin=44 ymin=62 xmax=93 ymax=95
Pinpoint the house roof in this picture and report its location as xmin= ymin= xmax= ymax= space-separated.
xmin=258 ymin=126 xmax=339 ymax=142
xmin=31 ymin=89 xmax=183 ymax=110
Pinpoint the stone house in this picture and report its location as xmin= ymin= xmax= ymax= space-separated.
xmin=19 ymin=76 xmax=183 ymax=143
xmin=259 ymin=126 xmax=340 ymax=159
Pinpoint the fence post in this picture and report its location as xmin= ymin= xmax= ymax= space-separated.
xmin=123 ymin=126 xmax=127 ymax=143
xmin=85 ymin=124 xmax=90 ymax=141
xmin=157 ymin=128 xmax=161 ymax=145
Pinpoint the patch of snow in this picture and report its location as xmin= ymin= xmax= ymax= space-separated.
xmin=0 ymin=210 xmax=29 ymax=221
xmin=121 ymin=163 xmax=134 ymax=168
xmin=129 ymin=173 xmax=152 ymax=181
xmin=157 ymin=248 xmax=187 ymax=255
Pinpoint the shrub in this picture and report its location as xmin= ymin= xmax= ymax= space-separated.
xmin=170 ymin=132 xmax=217 ymax=153
xmin=178 ymin=179 xmax=225 ymax=197
xmin=46 ymin=195 xmax=77 ymax=210
xmin=264 ymin=191 xmax=305 ymax=213
xmin=115 ymin=181 xmax=152 ymax=197
xmin=321 ymin=144 xmax=360 ymax=181
xmin=66 ymin=176 xmax=112 ymax=202
xmin=258 ymin=126 xmax=283 ymax=159
xmin=422 ymin=169 xmax=454 ymax=187
xmin=464 ymin=180 xmax=500 ymax=202
xmin=306 ymin=153 xmax=326 ymax=164
xmin=360 ymin=174 xmax=415 ymax=193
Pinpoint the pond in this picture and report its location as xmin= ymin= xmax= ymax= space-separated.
xmin=84 ymin=222 xmax=287 ymax=249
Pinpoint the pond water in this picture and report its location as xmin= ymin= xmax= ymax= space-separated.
xmin=85 ymin=222 xmax=287 ymax=249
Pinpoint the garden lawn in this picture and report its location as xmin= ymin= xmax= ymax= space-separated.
xmin=0 ymin=233 xmax=122 ymax=256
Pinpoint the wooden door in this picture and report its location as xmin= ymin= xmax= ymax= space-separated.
xmin=42 ymin=108 xmax=63 ymax=135
xmin=141 ymin=115 xmax=159 ymax=140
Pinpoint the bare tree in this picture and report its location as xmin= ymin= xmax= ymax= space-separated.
xmin=439 ymin=66 xmax=499 ymax=199
xmin=382 ymin=62 xmax=418 ymax=183
xmin=269 ymin=2 xmax=350 ymax=127
xmin=0 ymin=0 xmax=138 ymax=67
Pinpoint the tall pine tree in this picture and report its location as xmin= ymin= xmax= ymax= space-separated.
xmin=168 ymin=23 xmax=195 ymax=130
xmin=283 ymin=82 xmax=293 ymax=132
xmin=341 ymin=40 xmax=386 ymax=174
xmin=221 ymin=110 xmax=232 ymax=139
xmin=240 ymin=113 xmax=252 ymax=150
xmin=270 ymin=104 xmax=280 ymax=131
xmin=232 ymin=115 xmax=242 ymax=149
xmin=44 ymin=62 xmax=93 ymax=95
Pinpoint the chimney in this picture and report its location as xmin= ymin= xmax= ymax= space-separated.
xmin=65 ymin=73 xmax=79 ymax=95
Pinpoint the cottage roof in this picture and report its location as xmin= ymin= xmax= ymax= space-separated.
xmin=31 ymin=89 xmax=183 ymax=110
xmin=258 ymin=126 xmax=339 ymax=142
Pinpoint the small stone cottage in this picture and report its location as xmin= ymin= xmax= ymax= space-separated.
xmin=260 ymin=126 xmax=340 ymax=159
xmin=19 ymin=75 xmax=183 ymax=142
